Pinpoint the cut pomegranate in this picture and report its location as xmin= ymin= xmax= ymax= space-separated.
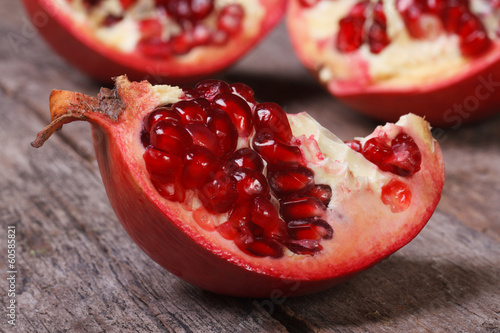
xmin=22 ymin=0 xmax=286 ymax=84
xmin=287 ymin=0 xmax=500 ymax=126
xmin=32 ymin=76 xmax=444 ymax=297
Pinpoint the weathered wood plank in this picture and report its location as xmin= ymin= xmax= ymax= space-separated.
xmin=1 ymin=0 xmax=500 ymax=332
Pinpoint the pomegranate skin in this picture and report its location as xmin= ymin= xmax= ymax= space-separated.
xmin=287 ymin=0 xmax=500 ymax=127
xmin=32 ymin=76 xmax=444 ymax=298
xmin=22 ymin=0 xmax=286 ymax=84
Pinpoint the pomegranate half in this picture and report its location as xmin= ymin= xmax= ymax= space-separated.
xmin=287 ymin=0 xmax=500 ymax=126
xmin=22 ymin=0 xmax=286 ymax=84
xmin=32 ymin=76 xmax=444 ymax=297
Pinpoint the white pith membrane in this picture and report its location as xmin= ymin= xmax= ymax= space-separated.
xmin=59 ymin=0 xmax=264 ymax=55
xmin=123 ymin=82 xmax=442 ymax=275
xmin=293 ymin=0 xmax=500 ymax=88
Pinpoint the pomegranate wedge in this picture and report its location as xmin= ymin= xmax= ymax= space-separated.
xmin=287 ymin=0 xmax=500 ymax=126
xmin=32 ymin=76 xmax=444 ymax=297
xmin=22 ymin=0 xmax=286 ymax=84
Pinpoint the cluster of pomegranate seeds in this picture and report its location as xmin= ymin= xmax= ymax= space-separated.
xmin=346 ymin=131 xmax=421 ymax=212
xmin=79 ymin=0 xmax=245 ymax=57
xmin=334 ymin=0 xmax=492 ymax=56
xmin=142 ymin=80 xmax=334 ymax=258
xmin=336 ymin=0 xmax=390 ymax=54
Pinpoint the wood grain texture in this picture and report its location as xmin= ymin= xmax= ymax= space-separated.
xmin=1 ymin=1 xmax=500 ymax=332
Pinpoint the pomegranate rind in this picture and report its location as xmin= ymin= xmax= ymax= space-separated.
xmin=22 ymin=0 xmax=286 ymax=84
xmin=32 ymin=76 xmax=444 ymax=297
xmin=286 ymin=0 xmax=500 ymax=126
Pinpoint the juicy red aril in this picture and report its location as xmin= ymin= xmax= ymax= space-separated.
xmin=298 ymin=0 xmax=321 ymax=7
xmin=252 ymin=130 xmax=305 ymax=167
xmin=388 ymin=133 xmax=422 ymax=176
xmin=458 ymin=14 xmax=491 ymax=56
xmin=230 ymin=83 xmax=255 ymax=107
xmin=280 ymin=196 xmax=326 ymax=221
xmin=145 ymin=107 xmax=181 ymax=133
xmin=184 ymin=123 xmax=219 ymax=156
xmin=173 ymin=99 xmax=208 ymax=125
xmin=231 ymin=168 xmax=270 ymax=203
xmin=286 ymin=239 xmax=322 ymax=255
xmin=307 ymin=184 xmax=333 ymax=206
xmin=212 ymin=93 xmax=253 ymax=137
xmin=356 ymin=131 xmax=422 ymax=177
xmin=251 ymin=197 xmax=279 ymax=231
xmin=162 ymin=0 xmax=214 ymax=23
xmin=336 ymin=1 xmax=368 ymax=53
xmin=238 ymin=237 xmax=284 ymax=259
xmin=381 ymin=179 xmax=412 ymax=213
xmin=195 ymin=80 xmax=231 ymax=100
xmin=367 ymin=1 xmax=390 ymax=54
xmin=199 ymin=169 xmax=237 ymax=213
xmin=217 ymin=4 xmax=244 ymax=36
xmin=254 ymin=102 xmax=293 ymax=143
xmin=143 ymin=147 xmax=183 ymax=183
xmin=345 ymin=139 xmax=362 ymax=152
xmin=150 ymin=121 xmax=193 ymax=156
xmin=226 ymin=148 xmax=264 ymax=173
xmin=182 ymin=146 xmax=219 ymax=189
xmin=206 ymin=108 xmax=238 ymax=158
xmin=268 ymin=166 xmax=315 ymax=197
xmin=287 ymin=218 xmax=333 ymax=241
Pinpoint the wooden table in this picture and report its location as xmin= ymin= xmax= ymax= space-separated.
xmin=1 ymin=1 xmax=499 ymax=332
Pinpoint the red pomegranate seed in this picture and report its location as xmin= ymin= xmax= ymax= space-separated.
xmin=143 ymin=147 xmax=183 ymax=183
xmin=182 ymin=86 xmax=199 ymax=99
xmin=287 ymin=218 xmax=333 ymax=240
xmin=254 ymin=102 xmax=293 ymax=143
xmin=139 ymin=19 xmax=163 ymax=40
xmin=230 ymin=82 xmax=255 ymax=107
xmin=387 ymin=133 xmax=422 ymax=176
xmin=102 ymin=14 xmax=123 ymax=27
xmin=345 ymin=139 xmax=362 ymax=152
xmin=442 ymin=3 xmax=468 ymax=33
xmin=184 ymin=123 xmax=219 ymax=156
xmin=268 ymin=166 xmax=315 ymax=197
xmin=172 ymin=100 xmax=207 ymax=125
xmin=336 ymin=1 xmax=369 ymax=53
xmin=398 ymin=1 xmax=426 ymax=38
xmin=252 ymin=130 xmax=305 ymax=167
xmin=228 ymin=203 xmax=251 ymax=227
xmin=182 ymin=146 xmax=219 ymax=189
xmin=217 ymin=221 xmax=239 ymax=240
xmin=212 ymin=93 xmax=253 ymax=137
xmin=120 ymin=0 xmax=135 ymax=10
xmin=226 ymin=148 xmax=264 ymax=173
xmin=217 ymin=4 xmax=244 ymax=36
xmin=286 ymin=239 xmax=322 ymax=255
xmin=137 ymin=37 xmax=172 ymax=58
xmin=206 ymin=108 xmax=238 ymax=158
xmin=362 ymin=136 xmax=393 ymax=172
xmin=144 ymin=107 xmax=181 ymax=133
xmin=163 ymin=0 xmax=214 ymax=23
xmin=458 ymin=14 xmax=491 ymax=56
xmin=152 ymin=179 xmax=186 ymax=202
xmin=250 ymin=197 xmax=280 ymax=231
xmin=199 ymin=169 xmax=237 ymax=213
xmin=191 ymin=23 xmax=212 ymax=47
xmin=368 ymin=1 xmax=390 ymax=54
xmin=242 ymin=237 xmax=284 ymax=258
xmin=150 ymin=121 xmax=193 ymax=156
xmin=195 ymin=80 xmax=231 ymax=100
xmin=307 ymin=184 xmax=332 ymax=206
xmin=381 ymin=179 xmax=412 ymax=213
xmin=298 ymin=0 xmax=320 ymax=7
xmin=231 ymin=168 xmax=270 ymax=203
xmin=168 ymin=31 xmax=194 ymax=55
xmin=280 ymin=196 xmax=325 ymax=221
